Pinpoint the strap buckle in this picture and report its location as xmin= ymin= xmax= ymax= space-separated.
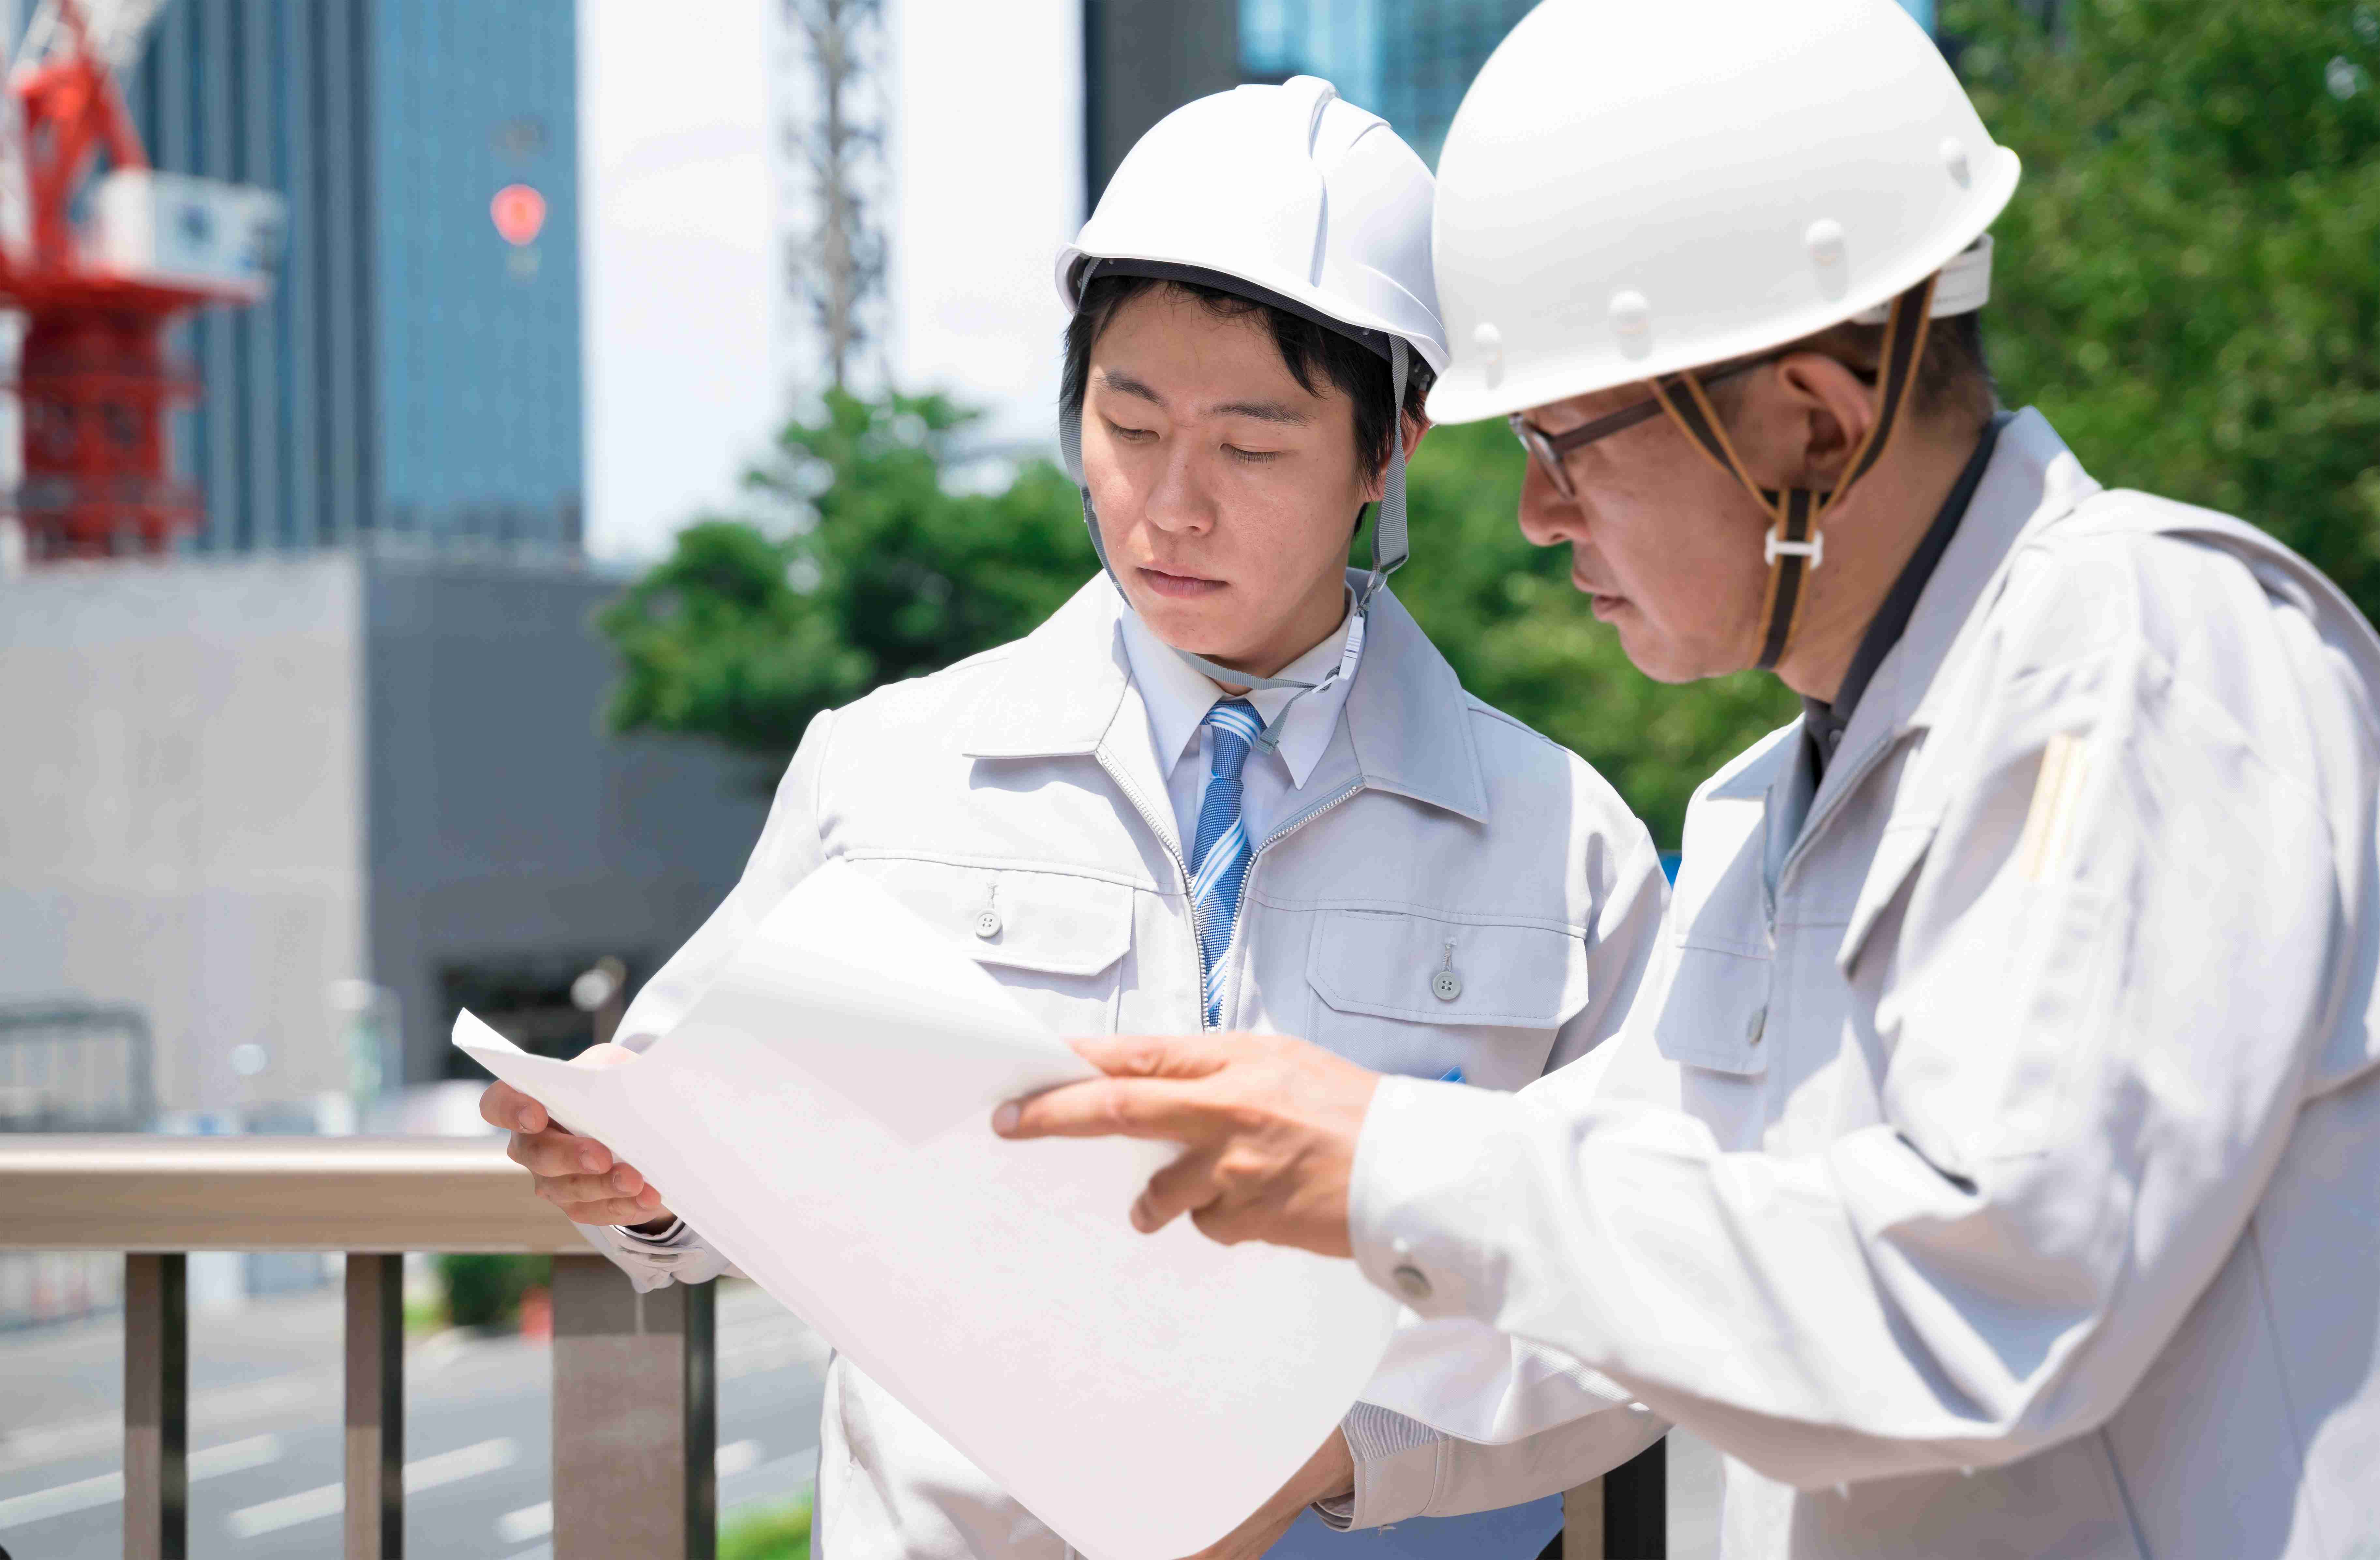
xmin=1764 ymin=525 xmax=1824 ymax=569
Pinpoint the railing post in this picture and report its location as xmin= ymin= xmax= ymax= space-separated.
xmin=550 ymin=1253 xmax=716 ymax=1559
xmin=124 ymin=1252 xmax=187 ymax=1560
xmin=345 ymin=1253 xmax=405 ymax=1559
xmin=1560 ymin=1438 xmax=1667 ymax=1559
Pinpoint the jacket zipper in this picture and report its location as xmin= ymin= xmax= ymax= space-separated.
xmin=1098 ymin=749 xmax=1367 ymax=1032
xmin=1093 ymin=753 xmax=1209 ymax=1033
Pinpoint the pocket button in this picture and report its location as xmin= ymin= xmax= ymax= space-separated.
xmin=974 ymin=909 xmax=1003 ymax=939
xmin=1431 ymin=970 xmax=1463 ymax=1002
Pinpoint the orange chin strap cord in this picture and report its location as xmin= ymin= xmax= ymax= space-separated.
xmin=1649 ymin=273 xmax=1940 ymax=671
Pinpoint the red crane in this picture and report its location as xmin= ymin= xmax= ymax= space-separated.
xmin=0 ymin=0 xmax=280 ymax=561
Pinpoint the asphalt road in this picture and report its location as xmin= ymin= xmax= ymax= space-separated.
xmin=0 ymin=1276 xmax=828 ymax=1560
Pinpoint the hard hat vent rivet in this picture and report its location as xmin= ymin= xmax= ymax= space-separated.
xmin=1472 ymin=321 xmax=1504 ymax=387
xmin=1608 ymin=291 xmax=1651 ymax=360
xmin=1941 ymin=137 xmax=1972 ymax=187
xmin=1805 ymin=219 xmax=1846 ymax=266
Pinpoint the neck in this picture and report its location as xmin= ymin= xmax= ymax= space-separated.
xmin=1769 ymin=416 xmax=1986 ymax=703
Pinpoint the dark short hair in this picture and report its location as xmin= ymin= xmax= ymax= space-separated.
xmin=1789 ymin=308 xmax=1999 ymax=429
xmin=1061 ymin=272 xmax=1433 ymax=483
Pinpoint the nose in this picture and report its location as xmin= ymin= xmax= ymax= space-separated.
xmin=1516 ymin=454 xmax=1588 ymax=549
xmin=1143 ymin=439 xmax=1217 ymax=537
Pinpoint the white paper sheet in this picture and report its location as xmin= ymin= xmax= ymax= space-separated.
xmin=455 ymin=860 xmax=1398 ymax=1560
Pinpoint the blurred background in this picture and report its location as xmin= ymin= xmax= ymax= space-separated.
xmin=0 ymin=0 xmax=2373 ymax=1556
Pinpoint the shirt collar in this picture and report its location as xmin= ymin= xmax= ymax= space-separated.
xmin=1116 ymin=589 xmax=1356 ymax=791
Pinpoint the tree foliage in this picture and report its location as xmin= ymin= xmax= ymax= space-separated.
xmin=602 ymin=0 xmax=2380 ymax=846
xmin=1948 ymin=0 xmax=2380 ymax=610
xmin=598 ymin=392 xmax=1091 ymax=763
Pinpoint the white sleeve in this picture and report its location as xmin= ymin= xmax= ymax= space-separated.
xmin=1319 ymin=1400 xmax=1667 ymax=1529
xmin=1348 ymin=591 xmax=2345 ymax=1489
xmin=579 ymin=1217 xmax=736 ymax=1293
xmin=572 ymin=709 xmax=839 ymax=1293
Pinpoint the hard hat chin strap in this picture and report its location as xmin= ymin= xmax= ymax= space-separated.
xmin=1648 ymin=273 xmax=1940 ymax=672
xmin=1061 ymin=337 xmax=1412 ymax=757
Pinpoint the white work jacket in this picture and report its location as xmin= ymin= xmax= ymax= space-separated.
xmin=584 ymin=575 xmax=1671 ymax=1556
xmin=1350 ymin=411 xmax=2380 ymax=1558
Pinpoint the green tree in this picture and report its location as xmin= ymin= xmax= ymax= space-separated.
xmin=1947 ymin=0 xmax=2380 ymax=612
xmin=606 ymin=0 xmax=2380 ymax=847
xmin=598 ymin=392 xmax=1092 ymax=769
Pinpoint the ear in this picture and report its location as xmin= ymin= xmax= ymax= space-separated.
xmin=1361 ymin=412 xmax=1432 ymax=502
xmin=1766 ymin=353 xmax=1875 ymax=490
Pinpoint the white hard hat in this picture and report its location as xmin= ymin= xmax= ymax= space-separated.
xmin=1056 ymin=75 xmax=1448 ymax=374
xmin=1053 ymin=77 xmax=1445 ymax=738
xmin=1425 ymin=0 xmax=2020 ymax=425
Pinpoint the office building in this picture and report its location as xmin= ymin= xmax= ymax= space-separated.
xmin=121 ymin=0 xmax=583 ymax=554
xmin=0 ymin=550 xmax=770 ymax=1110
xmin=1241 ymin=0 xmax=1937 ymax=166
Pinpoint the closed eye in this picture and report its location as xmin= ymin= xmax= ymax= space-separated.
xmin=1225 ymin=445 xmax=1281 ymax=463
xmin=1103 ymin=418 xmax=1157 ymax=443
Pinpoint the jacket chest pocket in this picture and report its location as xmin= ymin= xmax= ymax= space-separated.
xmin=846 ymin=858 xmax=1131 ymax=1037
xmin=1305 ymin=908 xmax=1590 ymax=1090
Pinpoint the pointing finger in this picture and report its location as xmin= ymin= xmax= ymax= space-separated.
xmin=991 ymin=1076 xmax=1222 ymax=1143
xmin=1068 ymin=1033 xmax=1234 ymax=1082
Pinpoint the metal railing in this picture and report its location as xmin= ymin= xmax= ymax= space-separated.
xmin=1 ymin=1134 xmax=1666 ymax=1559
xmin=1 ymin=1135 xmax=713 ymax=1560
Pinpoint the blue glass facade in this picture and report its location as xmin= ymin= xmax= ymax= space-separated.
xmin=1242 ymin=0 xmax=1936 ymax=166
xmin=125 ymin=0 xmax=583 ymax=554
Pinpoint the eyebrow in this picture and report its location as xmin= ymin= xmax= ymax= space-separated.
xmin=1094 ymin=369 xmax=1314 ymax=426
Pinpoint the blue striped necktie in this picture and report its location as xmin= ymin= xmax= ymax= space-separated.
xmin=1189 ymin=699 xmax=1262 ymax=1028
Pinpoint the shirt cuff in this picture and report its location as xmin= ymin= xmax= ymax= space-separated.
xmin=1349 ymin=1075 xmax=1535 ymax=1328
xmin=614 ymin=1217 xmax=692 ymax=1248
xmin=1320 ymin=1402 xmax=1447 ymax=1529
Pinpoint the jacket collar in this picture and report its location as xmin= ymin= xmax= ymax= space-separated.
xmin=960 ymin=572 xmax=1489 ymax=824
xmin=1785 ymin=409 xmax=2103 ymax=854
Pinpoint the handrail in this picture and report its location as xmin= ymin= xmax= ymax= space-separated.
xmin=0 ymin=1133 xmax=1664 ymax=1558
xmin=0 ymin=1133 xmax=708 ymax=1559
xmin=0 ymin=1133 xmax=585 ymax=1252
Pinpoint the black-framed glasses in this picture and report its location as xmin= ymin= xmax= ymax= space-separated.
xmin=1508 ymin=350 xmax=1787 ymax=502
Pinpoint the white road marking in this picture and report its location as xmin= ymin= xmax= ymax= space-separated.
xmin=0 ymin=1433 xmax=283 ymax=1531
xmin=0 ymin=1375 xmax=319 ymax=1476
xmin=493 ymin=1440 xmax=769 ymax=1545
xmin=227 ymin=1436 xmax=519 ymax=1538
xmin=495 ymin=1500 xmax=553 ymax=1544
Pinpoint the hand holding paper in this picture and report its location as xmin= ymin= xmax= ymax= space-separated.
xmin=455 ymin=861 xmax=1399 ymax=1560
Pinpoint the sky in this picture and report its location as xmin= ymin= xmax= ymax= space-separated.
xmin=576 ymin=0 xmax=1081 ymax=563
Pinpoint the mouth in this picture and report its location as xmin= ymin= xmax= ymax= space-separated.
xmin=1137 ymin=565 xmax=1227 ymax=601
xmin=1572 ymin=567 xmax=1628 ymax=620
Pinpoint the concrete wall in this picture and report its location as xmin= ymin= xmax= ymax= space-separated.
xmin=0 ymin=555 xmax=369 ymax=1113
xmin=1 ymin=550 xmax=775 ymax=1111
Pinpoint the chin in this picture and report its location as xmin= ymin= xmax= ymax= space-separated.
xmin=1126 ymin=591 xmax=1231 ymax=655
xmin=1612 ymin=625 xmax=1705 ymax=685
